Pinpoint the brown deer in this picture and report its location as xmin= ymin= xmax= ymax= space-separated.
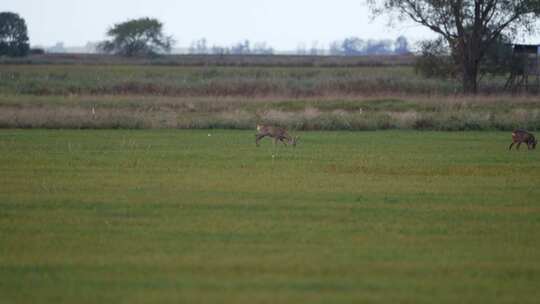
xmin=509 ymin=129 xmax=537 ymax=150
xmin=255 ymin=124 xmax=299 ymax=147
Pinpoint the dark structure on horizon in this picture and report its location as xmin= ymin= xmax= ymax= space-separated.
xmin=505 ymin=44 xmax=540 ymax=92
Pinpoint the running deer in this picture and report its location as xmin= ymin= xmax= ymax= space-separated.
xmin=255 ymin=124 xmax=299 ymax=147
xmin=509 ymin=129 xmax=537 ymax=150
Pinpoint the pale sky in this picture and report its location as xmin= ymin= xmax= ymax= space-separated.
xmin=1 ymin=0 xmax=444 ymax=50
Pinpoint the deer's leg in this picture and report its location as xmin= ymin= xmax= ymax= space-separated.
xmin=509 ymin=142 xmax=515 ymax=150
xmin=517 ymin=142 xmax=522 ymax=150
xmin=255 ymin=134 xmax=266 ymax=146
xmin=281 ymin=135 xmax=292 ymax=146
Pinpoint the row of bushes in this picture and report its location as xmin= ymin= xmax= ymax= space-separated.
xmin=1 ymin=106 xmax=538 ymax=131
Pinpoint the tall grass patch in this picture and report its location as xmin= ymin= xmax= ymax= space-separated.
xmin=1 ymin=95 xmax=539 ymax=131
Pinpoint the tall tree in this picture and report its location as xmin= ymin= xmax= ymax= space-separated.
xmin=342 ymin=37 xmax=366 ymax=55
xmin=230 ymin=40 xmax=251 ymax=54
xmin=189 ymin=38 xmax=208 ymax=54
xmin=98 ymin=17 xmax=174 ymax=57
xmin=394 ymin=35 xmax=410 ymax=54
xmin=0 ymin=12 xmax=30 ymax=57
xmin=369 ymin=0 xmax=540 ymax=93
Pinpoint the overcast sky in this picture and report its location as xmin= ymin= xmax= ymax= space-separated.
xmin=3 ymin=0 xmax=532 ymax=51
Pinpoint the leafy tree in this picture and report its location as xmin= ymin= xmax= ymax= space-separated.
xmin=329 ymin=37 xmax=405 ymax=55
xmin=342 ymin=37 xmax=366 ymax=55
xmin=414 ymin=38 xmax=457 ymax=79
xmin=415 ymin=34 xmax=513 ymax=81
xmin=479 ymin=34 xmax=514 ymax=77
xmin=310 ymin=41 xmax=322 ymax=55
xmin=414 ymin=37 xmax=459 ymax=79
xmin=98 ymin=17 xmax=174 ymax=57
xmin=211 ymin=45 xmax=229 ymax=55
xmin=365 ymin=39 xmax=393 ymax=55
xmin=369 ymin=0 xmax=540 ymax=93
xmin=189 ymin=38 xmax=208 ymax=54
xmin=329 ymin=41 xmax=344 ymax=55
xmin=230 ymin=40 xmax=251 ymax=54
xmin=0 ymin=12 xmax=30 ymax=57
xmin=394 ymin=35 xmax=410 ymax=54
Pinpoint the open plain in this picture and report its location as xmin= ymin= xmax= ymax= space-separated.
xmin=1 ymin=129 xmax=539 ymax=303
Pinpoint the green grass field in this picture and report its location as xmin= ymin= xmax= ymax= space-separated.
xmin=0 ymin=64 xmax=456 ymax=96
xmin=0 ymin=63 xmax=537 ymax=131
xmin=1 ymin=129 xmax=539 ymax=303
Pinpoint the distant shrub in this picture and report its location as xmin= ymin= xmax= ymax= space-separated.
xmin=414 ymin=38 xmax=458 ymax=79
xmin=413 ymin=117 xmax=436 ymax=130
xmin=29 ymin=48 xmax=45 ymax=55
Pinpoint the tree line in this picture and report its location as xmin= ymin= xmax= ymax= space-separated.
xmin=1 ymin=12 xmax=411 ymax=57
xmin=2 ymin=1 xmax=540 ymax=94
xmin=185 ymin=36 xmax=410 ymax=55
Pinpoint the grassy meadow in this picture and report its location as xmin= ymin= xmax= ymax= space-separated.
xmin=1 ymin=129 xmax=540 ymax=303
xmin=0 ymin=63 xmax=457 ymax=96
xmin=0 ymin=57 xmax=536 ymax=131
xmin=1 ymin=54 xmax=539 ymax=302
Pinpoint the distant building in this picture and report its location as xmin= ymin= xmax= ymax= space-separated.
xmin=505 ymin=44 xmax=540 ymax=92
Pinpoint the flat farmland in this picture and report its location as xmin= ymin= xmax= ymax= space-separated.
xmin=0 ymin=62 xmax=537 ymax=131
xmin=0 ymin=63 xmax=451 ymax=96
xmin=1 ymin=129 xmax=539 ymax=303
